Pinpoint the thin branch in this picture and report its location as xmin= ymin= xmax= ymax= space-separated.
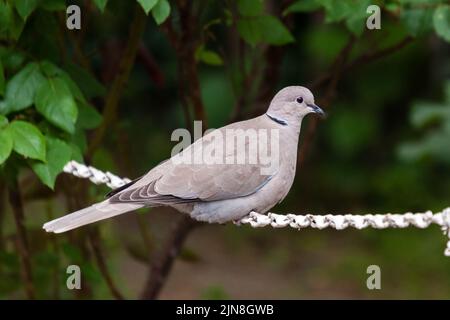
xmin=7 ymin=179 xmax=35 ymax=299
xmin=310 ymin=36 xmax=414 ymax=90
xmin=87 ymin=4 xmax=148 ymax=158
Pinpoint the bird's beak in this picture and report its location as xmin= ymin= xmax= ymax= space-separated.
xmin=307 ymin=104 xmax=326 ymax=118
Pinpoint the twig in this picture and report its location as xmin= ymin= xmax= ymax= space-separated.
xmin=311 ymin=36 xmax=414 ymax=90
xmin=87 ymin=4 xmax=148 ymax=158
xmin=7 ymin=179 xmax=35 ymax=299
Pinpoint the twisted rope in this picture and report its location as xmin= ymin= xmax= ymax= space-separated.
xmin=63 ymin=160 xmax=450 ymax=256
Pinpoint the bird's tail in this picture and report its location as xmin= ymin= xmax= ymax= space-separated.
xmin=43 ymin=201 xmax=142 ymax=233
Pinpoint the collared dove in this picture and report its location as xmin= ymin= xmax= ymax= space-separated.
xmin=43 ymin=86 xmax=325 ymax=233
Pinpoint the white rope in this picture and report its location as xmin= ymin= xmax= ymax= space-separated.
xmin=63 ymin=160 xmax=450 ymax=256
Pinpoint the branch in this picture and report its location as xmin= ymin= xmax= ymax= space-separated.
xmin=310 ymin=36 xmax=414 ymax=90
xmin=140 ymin=215 xmax=197 ymax=299
xmin=88 ymin=230 xmax=124 ymax=300
xmin=7 ymin=179 xmax=35 ymax=299
xmin=87 ymin=5 xmax=148 ymax=158
xmin=139 ymin=1 xmax=206 ymax=299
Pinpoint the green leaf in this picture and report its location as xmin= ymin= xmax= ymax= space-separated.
xmin=410 ymin=102 xmax=450 ymax=128
xmin=237 ymin=17 xmax=261 ymax=46
xmin=8 ymin=120 xmax=46 ymax=161
xmin=0 ymin=4 xmax=25 ymax=40
xmin=39 ymin=60 xmax=62 ymax=77
xmin=320 ymin=0 xmax=370 ymax=36
xmin=63 ymin=62 xmax=106 ymax=99
xmin=0 ymin=59 xmax=4 ymax=97
xmin=35 ymin=77 xmax=78 ymax=134
xmin=237 ymin=0 xmax=263 ymax=17
xmin=195 ymin=47 xmax=224 ymax=66
xmin=261 ymin=15 xmax=295 ymax=45
xmin=40 ymin=61 xmax=87 ymax=103
xmin=30 ymin=136 xmax=71 ymax=189
xmin=319 ymin=0 xmax=353 ymax=23
xmin=152 ymin=0 xmax=170 ymax=25
xmin=93 ymin=0 xmax=108 ymax=12
xmin=9 ymin=10 xmax=25 ymax=40
xmin=401 ymin=7 xmax=434 ymax=36
xmin=77 ymin=102 xmax=103 ymax=129
xmin=137 ymin=0 xmax=158 ymax=15
xmin=433 ymin=5 xmax=450 ymax=42
xmin=3 ymin=62 xmax=45 ymax=113
xmin=237 ymin=15 xmax=294 ymax=46
xmin=284 ymin=0 xmax=321 ymax=15
xmin=69 ymin=142 xmax=84 ymax=163
xmin=15 ymin=0 xmax=39 ymax=21
xmin=345 ymin=14 xmax=366 ymax=36
xmin=0 ymin=125 xmax=13 ymax=164
xmin=0 ymin=2 xmax=13 ymax=35
xmin=71 ymin=127 xmax=87 ymax=153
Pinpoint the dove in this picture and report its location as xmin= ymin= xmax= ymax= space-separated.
xmin=43 ymin=86 xmax=325 ymax=233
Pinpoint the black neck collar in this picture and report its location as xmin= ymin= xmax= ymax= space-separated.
xmin=266 ymin=113 xmax=288 ymax=126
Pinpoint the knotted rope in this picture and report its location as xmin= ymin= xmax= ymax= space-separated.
xmin=63 ymin=160 xmax=450 ymax=256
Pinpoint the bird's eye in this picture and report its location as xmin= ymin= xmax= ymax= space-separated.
xmin=296 ymin=97 xmax=303 ymax=104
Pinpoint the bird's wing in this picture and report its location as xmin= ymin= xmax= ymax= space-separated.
xmin=109 ymin=116 xmax=278 ymax=204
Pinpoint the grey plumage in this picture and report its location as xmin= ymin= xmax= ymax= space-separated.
xmin=43 ymin=86 xmax=324 ymax=233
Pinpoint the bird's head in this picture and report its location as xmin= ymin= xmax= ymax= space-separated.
xmin=266 ymin=86 xmax=325 ymax=126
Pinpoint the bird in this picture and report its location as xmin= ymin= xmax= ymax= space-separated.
xmin=43 ymin=86 xmax=325 ymax=233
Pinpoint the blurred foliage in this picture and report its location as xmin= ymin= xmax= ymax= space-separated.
xmin=0 ymin=0 xmax=449 ymax=299
xmin=399 ymin=81 xmax=450 ymax=163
